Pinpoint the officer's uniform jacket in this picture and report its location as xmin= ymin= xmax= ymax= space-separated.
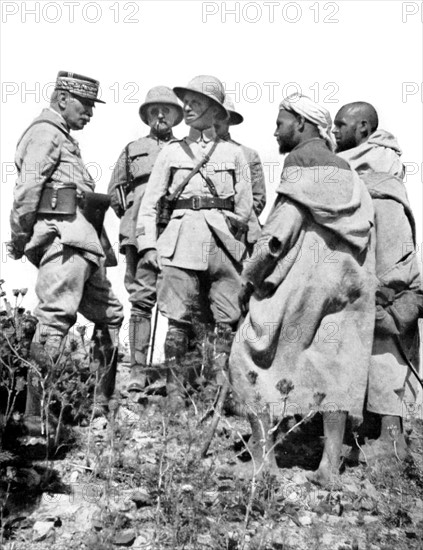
xmin=108 ymin=133 xmax=173 ymax=251
xmin=225 ymin=133 xmax=266 ymax=244
xmin=136 ymin=134 xmax=253 ymax=270
xmin=11 ymin=108 xmax=104 ymax=267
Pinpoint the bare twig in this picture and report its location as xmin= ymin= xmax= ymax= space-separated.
xmin=353 ymin=432 xmax=368 ymax=465
xmin=200 ymin=377 xmax=230 ymax=458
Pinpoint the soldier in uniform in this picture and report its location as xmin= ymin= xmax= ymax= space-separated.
xmin=108 ymin=87 xmax=183 ymax=392
xmin=214 ymin=97 xmax=266 ymax=252
xmin=136 ymin=75 xmax=253 ymax=410
xmin=9 ymin=71 xmax=124 ymax=432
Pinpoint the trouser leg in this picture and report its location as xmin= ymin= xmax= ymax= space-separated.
xmin=79 ymin=261 xmax=124 ymax=410
xmin=127 ymin=314 xmax=152 ymax=391
xmin=28 ymin=243 xmax=89 ymax=436
xmin=34 ymin=243 xmax=92 ymax=334
xmin=32 ymin=242 xmax=123 ymax=417
xmin=206 ymin=237 xmax=242 ymax=408
xmin=207 ymin=236 xmax=243 ymax=328
xmin=124 ymin=246 xmax=157 ymax=390
xmin=25 ymin=324 xmax=66 ymax=436
xmin=91 ymin=324 xmax=120 ymax=409
xmin=158 ymin=266 xmax=196 ymax=410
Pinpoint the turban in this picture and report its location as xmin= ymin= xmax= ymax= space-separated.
xmin=279 ymin=94 xmax=336 ymax=151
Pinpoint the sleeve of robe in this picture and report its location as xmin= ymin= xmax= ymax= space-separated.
xmin=242 ymin=196 xmax=305 ymax=290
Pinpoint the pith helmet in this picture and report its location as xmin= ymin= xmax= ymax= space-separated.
xmin=139 ymin=86 xmax=183 ymax=126
xmin=55 ymin=71 xmax=105 ymax=103
xmin=173 ymin=75 xmax=228 ymax=118
xmin=223 ymin=96 xmax=244 ymax=126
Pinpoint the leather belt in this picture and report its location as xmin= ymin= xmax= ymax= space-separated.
xmin=174 ymin=196 xmax=234 ymax=211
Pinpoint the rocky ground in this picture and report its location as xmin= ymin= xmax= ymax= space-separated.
xmin=1 ymin=363 xmax=423 ymax=550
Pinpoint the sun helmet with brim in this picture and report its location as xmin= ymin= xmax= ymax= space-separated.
xmin=173 ymin=75 xmax=228 ymax=119
xmin=223 ymin=96 xmax=244 ymax=126
xmin=139 ymin=86 xmax=183 ymax=126
xmin=55 ymin=71 xmax=105 ymax=104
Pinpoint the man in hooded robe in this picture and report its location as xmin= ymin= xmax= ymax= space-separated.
xmin=229 ymin=95 xmax=376 ymax=487
xmin=334 ymin=102 xmax=421 ymax=461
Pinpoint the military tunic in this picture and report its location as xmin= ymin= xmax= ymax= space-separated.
xmin=10 ymin=108 xmax=123 ymax=335
xmin=136 ymin=134 xmax=253 ymax=326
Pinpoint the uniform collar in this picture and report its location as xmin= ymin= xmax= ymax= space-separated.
xmin=43 ymin=107 xmax=71 ymax=133
xmin=188 ymin=126 xmax=216 ymax=143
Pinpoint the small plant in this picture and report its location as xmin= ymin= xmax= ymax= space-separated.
xmin=0 ymin=281 xmax=37 ymax=444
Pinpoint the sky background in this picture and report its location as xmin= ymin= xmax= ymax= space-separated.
xmin=1 ymin=0 xmax=422 ymax=359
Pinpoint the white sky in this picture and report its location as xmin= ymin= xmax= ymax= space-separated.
xmin=1 ymin=0 xmax=422 ymax=359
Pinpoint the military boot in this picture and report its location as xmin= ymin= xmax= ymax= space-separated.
xmin=24 ymin=327 xmax=64 ymax=438
xmin=165 ymin=325 xmax=189 ymax=413
xmin=127 ymin=315 xmax=151 ymax=392
xmin=92 ymin=324 xmax=120 ymax=415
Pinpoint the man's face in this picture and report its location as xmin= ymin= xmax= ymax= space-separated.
xmin=146 ymin=103 xmax=180 ymax=135
xmin=182 ymin=91 xmax=217 ymax=130
xmin=274 ymin=110 xmax=300 ymax=154
xmin=62 ymin=94 xmax=94 ymax=131
xmin=333 ymin=108 xmax=361 ymax=152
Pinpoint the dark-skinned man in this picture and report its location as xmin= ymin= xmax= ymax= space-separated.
xmin=136 ymin=75 xmax=253 ymax=412
xmin=229 ymin=94 xmax=375 ymax=487
xmin=108 ymin=87 xmax=183 ymax=392
xmin=334 ymin=101 xmax=421 ymax=461
xmin=9 ymin=71 xmax=124 ymax=434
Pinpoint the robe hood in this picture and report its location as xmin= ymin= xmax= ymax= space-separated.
xmin=339 ymin=129 xmax=404 ymax=178
xmin=277 ymin=139 xmax=374 ymax=252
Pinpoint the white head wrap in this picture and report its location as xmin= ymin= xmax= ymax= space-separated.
xmin=279 ymin=94 xmax=336 ymax=151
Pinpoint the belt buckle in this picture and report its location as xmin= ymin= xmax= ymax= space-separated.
xmin=192 ymin=196 xmax=201 ymax=210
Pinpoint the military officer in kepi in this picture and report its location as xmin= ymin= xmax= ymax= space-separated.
xmin=9 ymin=71 xmax=124 ymax=433
xmin=108 ymin=86 xmax=183 ymax=392
xmin=136 ymin=75 xmax=253 ymax=411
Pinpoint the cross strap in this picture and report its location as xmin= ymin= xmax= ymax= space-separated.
xmin=168 ymin=139 xmax=219 ymax=201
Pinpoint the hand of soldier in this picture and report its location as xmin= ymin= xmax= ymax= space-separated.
xmin=142 ymin=249 xmax=162 ymax=271
xmin=6 ymin=240 xmax=24 ymax=260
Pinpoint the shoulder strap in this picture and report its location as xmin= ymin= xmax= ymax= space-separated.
xmin=16 ymin=119 xmax=69 ymax=148
xmin=168 ymin=139 xmax=219 ymax=201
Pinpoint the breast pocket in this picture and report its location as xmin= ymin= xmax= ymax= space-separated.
xmin=168 ymin=162 xmax=200 ymax=195
xmin=130 ymin=153 xmax=155 ymax=180
xmin=204 ymin=161 xmax=236 ymax=194
xmin=62 ymin=139 xmax=80 ymax=157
